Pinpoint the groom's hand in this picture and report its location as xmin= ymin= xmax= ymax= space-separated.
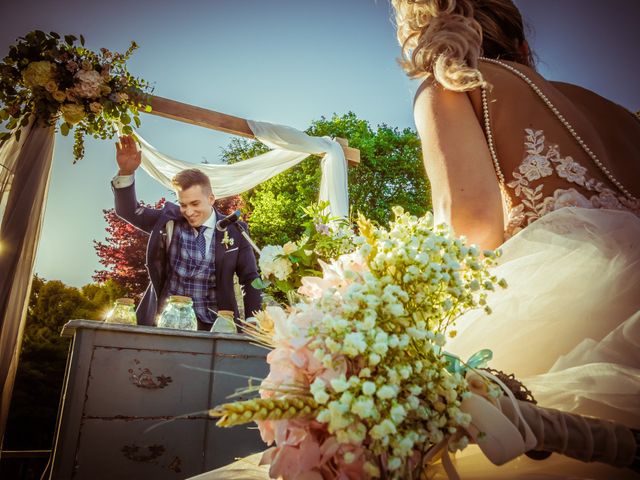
xmin=115 ymin=135 xmax=141 ymax=175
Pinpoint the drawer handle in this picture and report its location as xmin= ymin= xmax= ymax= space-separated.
xmin=121 ymin=443 xmax=165 ymax=462
xmin=128 ymin=367 xmax=173 ymax=389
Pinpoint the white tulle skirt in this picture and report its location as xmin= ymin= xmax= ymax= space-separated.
xmin=437 ymin=207 xmax=640 ymax=479
xmin=190 ymin=207 xmax=640 ymax=480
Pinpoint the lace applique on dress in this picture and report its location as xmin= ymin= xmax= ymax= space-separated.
xmin=504 ymin=129 xmax=640 ymax=238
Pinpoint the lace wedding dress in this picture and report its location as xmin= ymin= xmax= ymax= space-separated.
xmin=429 ymin=59 xmax=640 ymax=479
xmin=189 ymin=62 xmax=640 ymax=479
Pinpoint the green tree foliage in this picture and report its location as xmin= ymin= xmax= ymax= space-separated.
xmin=4 ymin=277 xmax=124 ymax=450
xmin=221 ymin=112 xmax=431 ymax=247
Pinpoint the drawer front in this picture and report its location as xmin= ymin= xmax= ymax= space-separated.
xmin=71 ymin=418 xmax=207 ymax=480
xmin=84 ymin=346 xmax=212 ymax=418
xmin=210 ymin=349 xmax=269 ymax=408
xmin=204 ymin=423 xmax=267 ymax=471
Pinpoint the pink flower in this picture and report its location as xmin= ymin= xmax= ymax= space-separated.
xmin=72 ymin=69 xmax=104 ymax=98
xmin=299 ymin=253 xmax=367 ymax=300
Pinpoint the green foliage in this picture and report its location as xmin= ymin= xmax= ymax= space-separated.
xmin=310 ymin=112 xmax=431 ymax=225
xmin=220 ymin=113 xmax=431 ymax=249
xmin=4 ymin=277 xmax=126 ymax=450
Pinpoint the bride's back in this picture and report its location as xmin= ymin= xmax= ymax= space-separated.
xmin=468 ymin=60 xmax=640 ymax=232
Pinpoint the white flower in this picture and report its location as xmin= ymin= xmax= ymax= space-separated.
xmin=370 ymin=419 xmax=397 ymax=439
xmin=387 ymin=457 xmax=402 ymax=470
xmin=351 ymin=397 xmax=375 ymax=419
xmin=258 ymin=245 xmax=293 ymax=281
xmin=330 ymin=375 xmax=349 ymax=393
xmin=551 ymin=188 xmax=592 ymax=210
xmin=310 ymin=378 xmax=329 ymax=404
xmin=362 ymin=381 xmax=376 ymax=396
xmin=555 ymin=156 xmax=587 ymax=185
xmin=390 ymin=404 xmax=406 ymax=424
xmin=519 ymin=153 xmax=553 ymax=181
xmin=342 ymin=332 xmax=367 ymax=356
xmin=282 ymin=241 xmax=297 ymax=255
xmin=449 ymin=434 xmax=470 ymax=452
xmin=376 ymin=385 xmax=397 ymax=400
xmin=368 ymin=353 xmax=381 ymax=366
xmin=221 ymin=230 xmax=235 ymax=249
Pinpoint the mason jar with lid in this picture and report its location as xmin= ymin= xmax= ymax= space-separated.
xmin=104 ymin=298 xmax=137 ymax=325
xmin=157 ymin=295 xmax=198 ymax=330
xmin=211 ymin=309 xmax=237 ymax=333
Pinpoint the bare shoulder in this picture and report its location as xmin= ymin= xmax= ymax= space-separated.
xmin=413 ymin=79 xmax=479 ymax=131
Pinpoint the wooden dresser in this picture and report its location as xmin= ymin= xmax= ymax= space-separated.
xmin=49 ymin=320 xmax=269 ymax=479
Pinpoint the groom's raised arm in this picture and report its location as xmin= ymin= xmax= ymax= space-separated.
xmin=111 ymin=135 xmax=161 ymax=234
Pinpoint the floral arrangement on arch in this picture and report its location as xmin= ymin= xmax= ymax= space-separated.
xmin=0 ymin=30 xmax=152 ymax=160
xmin=213 ymin=207 xmax=506 ymax=479
xmin=254 ymin=201 xmax=357 ymax=304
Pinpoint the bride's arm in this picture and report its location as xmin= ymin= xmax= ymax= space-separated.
xmin=413 ymin=82 xmax=503 ymax=249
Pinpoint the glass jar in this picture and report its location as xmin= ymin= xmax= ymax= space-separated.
xmin=211 ymin=309 xmax=237 ymax=333
xmin=158 ymin=295 xmax=198 ymax=331
xmin=105 ymin=298 xmax=137 ymax=325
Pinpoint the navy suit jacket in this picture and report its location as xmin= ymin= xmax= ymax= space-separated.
xmin=113 ymin=182 xmax=262 ymax=326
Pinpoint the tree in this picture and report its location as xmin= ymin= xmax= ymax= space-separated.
xmin=215 ymin=195 xmax=246 ymax=215
xmin=221 ymin=112 xmax=431 ymax=247
xmin=4 ymin=277 xmax=116 ymax=451
xmin=93 ymin=199 xmax=165 ymax=300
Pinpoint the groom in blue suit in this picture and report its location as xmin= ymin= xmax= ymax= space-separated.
xmin=111 ymin=135 xmax=262 ymax=330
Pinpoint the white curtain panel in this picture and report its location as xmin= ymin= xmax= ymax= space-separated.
xmin=0 ymin=121 xmax=56 ymax=443
xmin=136 ymin=120 xmax=349 ymax=218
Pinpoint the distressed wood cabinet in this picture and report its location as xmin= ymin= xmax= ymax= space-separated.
xmin=49 ymin=320 xmax=269 ymax=479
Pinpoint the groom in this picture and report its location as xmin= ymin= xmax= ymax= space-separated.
xmin=111 ymin=135 xmax=262 ymax=330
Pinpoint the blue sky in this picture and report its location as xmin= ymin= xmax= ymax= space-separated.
xmin=1 ymin=0 xmax=639 ymax=287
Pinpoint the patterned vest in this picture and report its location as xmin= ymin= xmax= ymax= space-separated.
xmin=163 ymin=221 xmax=217 ymax=323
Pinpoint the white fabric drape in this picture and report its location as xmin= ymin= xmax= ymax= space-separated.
xmin=136 ymin=120 xmax=349 ymax=218
xmin=0 ymin=120 xmax=56 ymax=446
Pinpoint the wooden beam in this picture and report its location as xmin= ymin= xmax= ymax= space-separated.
xmin=142 ymin=95 xmax=360 ymax=165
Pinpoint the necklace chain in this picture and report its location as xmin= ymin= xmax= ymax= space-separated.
xmin=479 ymin=57 xmax=638 ymax=203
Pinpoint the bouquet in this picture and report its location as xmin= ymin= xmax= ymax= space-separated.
xmin=213 ymin=207 xmax=506 ymax=479
xmin=0 ymin=30 xmax=151 ymax=161
xmin=254 ymin=201 xmax=356 ymax=304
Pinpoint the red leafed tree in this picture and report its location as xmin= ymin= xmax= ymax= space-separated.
xmin=214 ymin=195 xmax=246 ymax=216
xmin=93 ymin=199 xmax=165 ymax=299
xmin=93 ymin=195 xmax=245 ymax=300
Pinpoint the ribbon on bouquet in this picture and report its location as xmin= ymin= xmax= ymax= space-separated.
xmin=423 ymin=350 xmax=539 ymax=479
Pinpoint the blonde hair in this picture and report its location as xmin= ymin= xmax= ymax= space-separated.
xmin=392 ymin=0 xmax=532 ymax=91
xmin=171 ymin=168 xmax=213 ymax=195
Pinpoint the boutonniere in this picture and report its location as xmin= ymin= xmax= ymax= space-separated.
xmin=221 ymin=230 xmax=234 ymax=249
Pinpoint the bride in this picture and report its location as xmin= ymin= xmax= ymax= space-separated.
xmin=391 ymin=0 xmax=640 ymax=477
xmin=193 ymin=0 xmax=639 ymax=478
